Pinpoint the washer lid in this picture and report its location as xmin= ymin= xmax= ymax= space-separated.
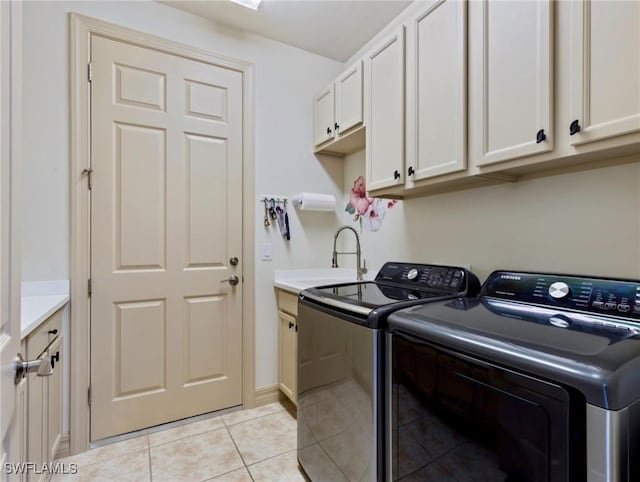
xmin=388 ymin=297 xmax=640 ymax=410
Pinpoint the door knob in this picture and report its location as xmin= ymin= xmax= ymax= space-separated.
xmin=230 ymin=257 xmax=239 ymax=266
xmin=13 ymin=353 xmax=53 ymax=384
xmin=221 ymin=275 xmax=240 ymax=286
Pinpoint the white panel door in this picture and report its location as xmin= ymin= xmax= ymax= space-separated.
xmin=471 ymin=0 xmax=553 ymax=167
xmin=1 ymin=1 xmax=24 ymax=475
xmin=335 ymin=61 xmax=363 ymax=135
xmin=569 ymin=0 xmax=640 ymax=145
xmin=406 ymin=0 xmax=467 ymax=181
xmin=90 ymin=36 xmax=243 ymax=440
xmin=365 ymin=27 xmax=405 ymax=192
xmin=313 ymin=84 xmax=335 ymax=146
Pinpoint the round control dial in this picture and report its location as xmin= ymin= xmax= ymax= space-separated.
xmin=407 ymin=268 xmax=419 ymax=280
xmin=548 ymin=281 xmax=571 ymax=300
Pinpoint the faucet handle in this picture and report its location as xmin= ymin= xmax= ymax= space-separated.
xmin=362 ymin=259 xmax=368 ymax=274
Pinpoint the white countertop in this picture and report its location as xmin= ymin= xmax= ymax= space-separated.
xmin=273 ymin=268 xmax=372 ymax=294
xmin=21 ymin=280 xmax=69 ymax=339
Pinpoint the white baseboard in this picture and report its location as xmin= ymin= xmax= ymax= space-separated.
xmin=55 ymin=433 xmax=70 ymax=460
xmin=254 ymin=385 xmax=280 ymax=406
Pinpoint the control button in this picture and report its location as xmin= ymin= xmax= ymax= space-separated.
xmin=618 ymin=304 xmax=631 ymax=313
xmin=454 ymin=270 xmax=462 ymax=277
xmin=451 ymin=278 xmax=460 ymax=288
xmin=548 ymin=282 xmax=571 ymax=300
xmin=407 ymin=268 xmax=419 ymax=280
xmin=592 ymin=301 xmax=604 ymax=309
xmin=605 ymin=302 xmax=617 ymax=310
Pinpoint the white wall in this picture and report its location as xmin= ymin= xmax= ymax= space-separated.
xmin=21 ymin=0 xmax=345 ymax=390
xmin=343 ymin=149 xmax=640 ymax=282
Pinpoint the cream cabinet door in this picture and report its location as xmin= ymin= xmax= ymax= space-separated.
xmin=568 ymin=0 xmax=640 ymax=145
xmin=47 ymin=337 xmax=62 ymax=462
xmin=406 ymin=0 xmax=467 ymax=181
xmin=470 ymin=0 xmax=553 ymax=167
xmin=335 ymin=61 xmax=363 ymax=135
xmin=365 ymin=27 xmax=405 ymax=192
xmin=313 ymin=84 xmax=335 ymax=146
xmin=278 ymin=311 xmax=297 ymax=404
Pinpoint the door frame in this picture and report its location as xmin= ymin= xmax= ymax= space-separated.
xmin=69 ymin=13 xmax=256 ymax=455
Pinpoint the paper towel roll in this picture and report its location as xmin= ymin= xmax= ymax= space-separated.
xmin=291 ymin=192 xmax=336 ymax=211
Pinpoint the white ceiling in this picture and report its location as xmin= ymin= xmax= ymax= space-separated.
xmin=160 ymin=0 xmax=412 ymax=62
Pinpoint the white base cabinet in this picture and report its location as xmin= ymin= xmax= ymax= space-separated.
xmin=23 ymin=309 xmax=64 ymax=481
xmin=276 ymin=290 xmax=298 ymax=405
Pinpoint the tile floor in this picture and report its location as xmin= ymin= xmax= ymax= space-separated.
xmin=53 ymin=401 xmax=307 ymax=482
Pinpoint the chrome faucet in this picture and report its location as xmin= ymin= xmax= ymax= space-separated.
xmin=331 ymin=225 xmax=367 ymax=281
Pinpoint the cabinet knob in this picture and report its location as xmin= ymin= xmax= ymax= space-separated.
xmin=326 ymin=127 xmax=332 ymax=135
xmin=408 ymin=166 xmax=415 ymax=176
xmin=334 ymin=122 xmax=339 ymax=131
xmin=288 ymin=321 xmax=294 ymax=329
xmin=393 ymin=170 xmax=401 ymax=180
xmin=48 ymin=329 xmax=58 ymax=335
xmin=569 ymin=120 xmax=581 ymax=136
xmin=535 ymin=129 xmax=546 ymax=144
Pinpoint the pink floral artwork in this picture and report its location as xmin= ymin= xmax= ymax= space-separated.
xmin=345 ymin=176 xmax=398 ymax=233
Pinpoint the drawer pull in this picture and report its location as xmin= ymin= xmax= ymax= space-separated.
xmin=51 ymin=351 xmax=60 ymax=369
xmin=48 ymin=329 xmax=58 ymax=335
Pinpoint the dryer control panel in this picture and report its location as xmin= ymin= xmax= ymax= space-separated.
xmin=482 ymin=271 xmax=640 ymax=320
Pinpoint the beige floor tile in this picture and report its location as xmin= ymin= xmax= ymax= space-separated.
xmin=149 ymin=415 xmax=225 ymax=447
xmin=52 ymin=449 xmax=149 ymax=482
xmin=248 ymin=451 xmax=307 ymax=482
xmin=208 ymin=467 xmax=253 ymax=482
xmin=228 ymin=410 xmax=297 ymax=465
xmin=57 ymin=434 xmax=149 ymax=467
xmin=222 ymin=402 xmax=284 ymax=427
xmin=297 ymin=443 xmax=347 ymax=482
xmin=150 ymin=428 xmax=243 ymax=482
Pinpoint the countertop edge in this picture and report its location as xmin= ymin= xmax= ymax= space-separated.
xmin=21 ymin=295 xmax=70 ymax=340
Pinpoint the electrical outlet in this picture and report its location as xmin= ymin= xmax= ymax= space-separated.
xmin=261 ymin=243 xmax=273 ymax=261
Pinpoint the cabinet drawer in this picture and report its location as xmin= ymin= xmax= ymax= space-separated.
xmin=27 ymin=309 xmax=62 ymax=358
xmin=278 ymin=290 xmax=298 ymax=316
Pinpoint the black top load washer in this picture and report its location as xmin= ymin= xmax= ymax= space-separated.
xmin=386 ymin=270 xmax=640 ymax=482
xmin=296 ymin=262 xmax=480 ymax=482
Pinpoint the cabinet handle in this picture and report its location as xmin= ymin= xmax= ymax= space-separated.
xmin=288 ymin=321 xmax=294 ymax=329
xmin=393 ymin=170 xmax=401 ymax=180
xmin=48 ymin=329 xmax=58 ymax=335
xmin=326 ymin=127 xmax=332 ymax=135
xmin=536 ymin=129 xmax=546 ymax=144
xmin=334 ymin=122 xmax=339 ymax=131
xmin=408 ymin=166 xmax=415 ymax=176
xmin=295 ymin=324 xmax=298 ymax=332
xmin=569 ymin=120 xmax=581 ymax=136
xmin=51 ymin=351 xmax=60 ymax=369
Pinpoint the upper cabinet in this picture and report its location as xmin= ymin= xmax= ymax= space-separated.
xmin=313 ymin=61 xmax=364 ymax=155
xmin=568 ymin=0 xmax=640 ymax=145
xmin=312 ymin=0 xmax=640 ymax=198
xmin=335 ymin=62 xmax=363 ymax=134
xmin=365 ymin=27 xmax=405 ymax=192
xmin=313 ymin=84 xmax=335 ymax=146
xmin=406 ymin=0 xmax=467 ymax=182
xmin=469 ymin=0 xmax=553 ymax=167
